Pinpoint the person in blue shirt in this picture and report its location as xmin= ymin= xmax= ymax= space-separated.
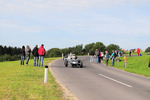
xmin=110 ymin=50 xmax=115 ymax=66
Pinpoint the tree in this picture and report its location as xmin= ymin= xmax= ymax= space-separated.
xmin=74 ymin=44 xmax=83 ymax=55
xmin=61 ymin=48 xmax=70 ymax=56
xmin=81 ymin=49 xmax=86 ymax=55
xmin=3 ymin=46 xmax=7 ymax=55
xmin=61 ymin=44 xmax=83 ymax=56
xmin=145 ymin=47 xmax=150 ymax=52
xmin=93 ymin=42 xmax=106 ymax=52
xmin=0 ymin=45 xmax=22 ymax=62
xmin=8 ymin=46 xmax=12 ymax=56
xmin=85 ymin=42 xmax=106 ymax=54
xmin=0 ymin=45 xmax=3 ymax=56
xmin=106 ymin=44 xmax=120 ymax=54
xmin=46 ymin=48 xmax=62 ymax=57
xmin=0 ymin=45 xmax=21 ymax=56
xmin=84 ymin=43 xmax=95 ymax=54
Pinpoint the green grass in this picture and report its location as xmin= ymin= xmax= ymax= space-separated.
xmin=0 ymin=57 xmax=64 ymax=100
xmin=104 ymin=53 xmax=150 ymax=77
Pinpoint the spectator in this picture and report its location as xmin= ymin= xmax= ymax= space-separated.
xmin=129 ymin=50 xmax=132 ymax=57
xmin=105 ymin=51 xmax=109 ymax=66
xmin=118 ymin=51 xmax=121 ymax=57
xmin=90 ymin=49 xmax=95 ymax=63
xmin=116 ymin=49 xmax=119 ymax=55
xmin=25 ymin=45 xmax=31 ymax=65
xmin=32 ymin=45 xmax=39 ymax=66
xmin=137 ymin=48 xmax=140 ymax=56
xmin=120 ymin=51 xmax=123 ymax=56
xmin=115 ymin=50 xmax=118 ymax=57
xmin=99 ymin=51 xmax=101 ymax=63
xmin=38 ymin=44 xmax=45 ymax=67
xmin=110 ymin=50 xmax=115 ymax=66
xmin=95 ymin=49 xmax=99 ymax=64
xmin=123 ymin=55 xmax=127 ymax=68
xmin=20 ymin=46 xmax=25 ymax=65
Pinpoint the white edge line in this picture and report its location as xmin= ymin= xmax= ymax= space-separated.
xmin=99 ymin=74 xmax=132 ymax=88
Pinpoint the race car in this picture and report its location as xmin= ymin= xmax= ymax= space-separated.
xmin=64 ymin=53 xmax=83 ymax=68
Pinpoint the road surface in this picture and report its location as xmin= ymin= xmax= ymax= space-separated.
xmin=51 ymin=56 xmax=150 ymax=100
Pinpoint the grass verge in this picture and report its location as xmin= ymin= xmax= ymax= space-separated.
xmin=103 ymin=53 xmax=150 ymax=77
xmin=0 ymin=57 xmax=64 ymax=100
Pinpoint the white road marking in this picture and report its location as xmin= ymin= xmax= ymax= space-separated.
xmin=99 ymin=74 xmax=132 ymax=88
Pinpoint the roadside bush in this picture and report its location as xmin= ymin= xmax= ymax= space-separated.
xmin=3 ymin=54 xmax=10 ymax=61
xmin=0 ymin=54 xmax=20 ymax=62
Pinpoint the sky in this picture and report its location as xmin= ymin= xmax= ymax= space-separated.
xmin=0 ymin=0 xmax=150 ymax=50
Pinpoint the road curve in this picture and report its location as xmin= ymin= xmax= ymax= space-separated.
xmin=51 ymin=56 xmax=150 ymax=100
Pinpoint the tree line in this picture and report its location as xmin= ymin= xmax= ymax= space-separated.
xmin=0 ymin=43 xmax=119 ymax=62
xmin=45 ymin=42 xmax=120 ymax=57
xmin=1 ymin=42 xmax=149 ymax=62
xmin=0 ymin=45 xmax=21 ymax=62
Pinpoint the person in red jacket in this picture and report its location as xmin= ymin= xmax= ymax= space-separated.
xmin=38 ymin=44 xmax=45 ymax=67
xmin=137 ymin=48 xmax=140 ymax=56
xmin=99 ymin=51 xmax=101 ymax=63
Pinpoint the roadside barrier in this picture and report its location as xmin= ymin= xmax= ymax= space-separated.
xmin=44 ymin=65 xmax=48 ymax=83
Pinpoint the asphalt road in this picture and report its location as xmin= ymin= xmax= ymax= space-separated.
xmin=51 ymin=56 xmax=150 ymax=100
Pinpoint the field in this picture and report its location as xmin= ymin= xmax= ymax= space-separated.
xmin=0 ymin=57 xmax=64 ymax=100
xmin=105 ymin=52 xmax=150 ymax=77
